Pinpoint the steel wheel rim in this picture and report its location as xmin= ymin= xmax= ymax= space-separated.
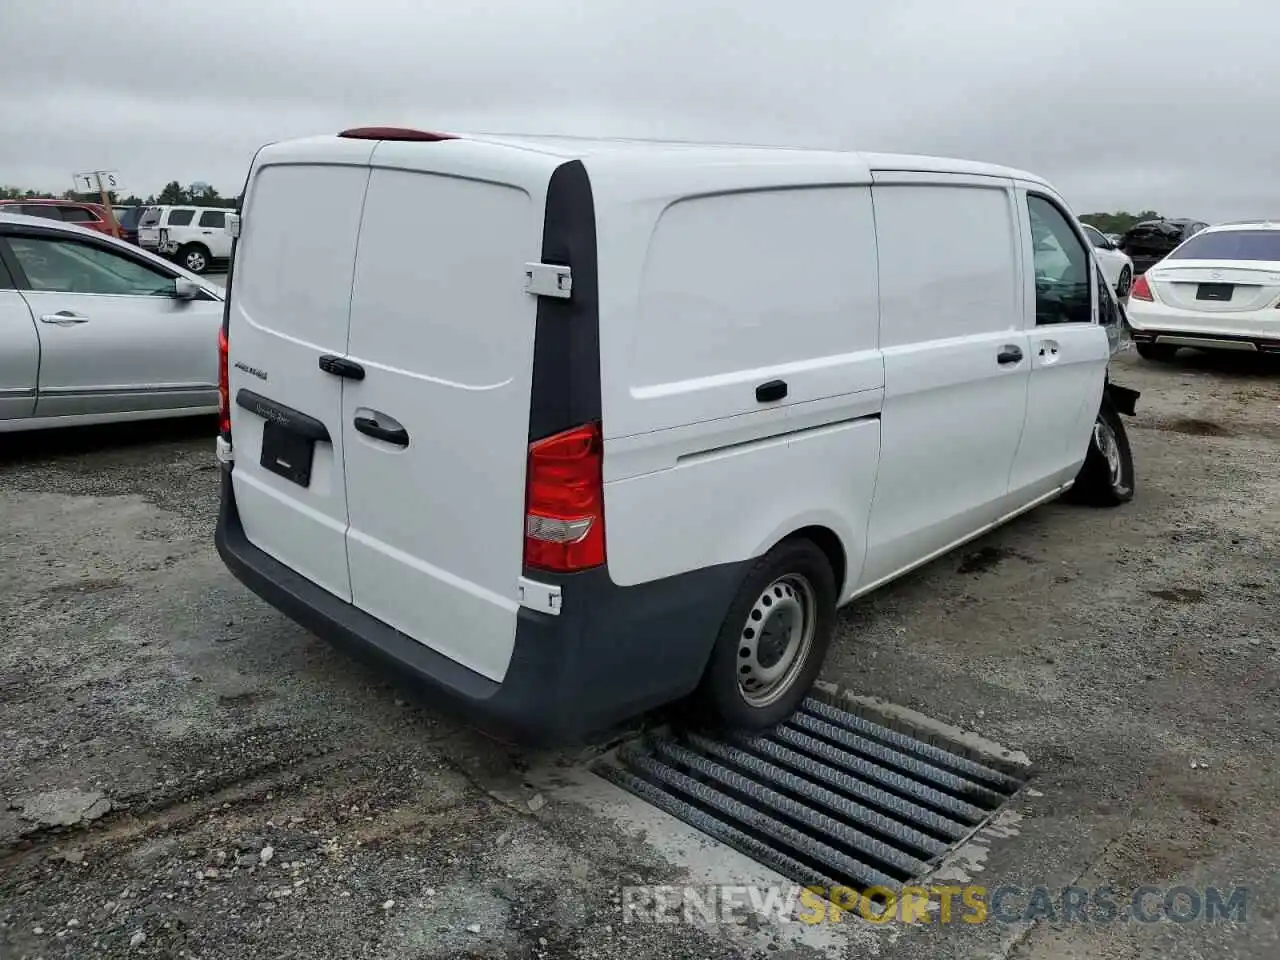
xmin=737 ymin=573 xmax=816 ymax=708
xmin=1094 ymin=418 xmax=1123 ymax=488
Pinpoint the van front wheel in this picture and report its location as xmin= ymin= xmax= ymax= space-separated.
xmin=1068 ymin=400 xmax=1135 ymax=507
xmin=698 ymin=539 xmax=836 ymax=730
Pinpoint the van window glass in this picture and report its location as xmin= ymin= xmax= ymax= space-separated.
xmin=198 ymin=210 xmax=226 ymax=228
xmin=874 ymin=183 xmax=1020 ymax=348
xmin=167 ymin=209 xmax=195 ymax=226
xmin=9 ymin=236 xmax=175 ymax=296
xmin=1027 ymin=196 xmax=1092 ymax=325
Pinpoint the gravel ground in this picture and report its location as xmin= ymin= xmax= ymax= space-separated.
xmin=1 ymin=348 xmax=1277 ymax=959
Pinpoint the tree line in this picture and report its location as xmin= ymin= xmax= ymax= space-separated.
xmin=1 ymin=182 xmax=1165 ymax=236
xmin=0 ymin=180 xmax=239 ymax=209
xmin=1078 ymin=210 xmax=1164 ymax=235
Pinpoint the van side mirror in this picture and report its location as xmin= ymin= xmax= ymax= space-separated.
xmin=173 ymin=277 xmax=202 ymax=301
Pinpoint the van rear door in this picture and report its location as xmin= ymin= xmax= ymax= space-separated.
xmin=226 ymin=138 xmax=375 ymax=601
xmin=340 ymin=144 xmax=550 ymax=683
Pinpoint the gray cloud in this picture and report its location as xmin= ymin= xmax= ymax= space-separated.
xmin=2 ymin=0 xmax=1274 ymax=219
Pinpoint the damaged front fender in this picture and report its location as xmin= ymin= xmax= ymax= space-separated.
xmin=1105 ymin=381 xmax=1140 ymax=417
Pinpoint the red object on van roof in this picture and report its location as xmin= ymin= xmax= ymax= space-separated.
xmin=337 ymin=127 xmax=456 ymax=142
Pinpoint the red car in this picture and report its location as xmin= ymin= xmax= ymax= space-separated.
xmin=0 ymin=199 xmax=121 ymax=238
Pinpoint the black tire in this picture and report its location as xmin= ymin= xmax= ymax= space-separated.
xmin=178 ymin=243 xmax=211 ymax=274
xmin=696 ymin=538 xmax=837 ymax=730
xmin=1069 ymin=400 xmax=1135 ymax=507
xmin=1135 ymin=342 xmax=1178 ymax=362
xmin=1116 ymin=266 xmax=1132 ymax=299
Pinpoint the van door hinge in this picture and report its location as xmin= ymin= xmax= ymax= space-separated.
xmin=524 ymin=262 xmax=572 ymax=300
xmin=518 ymin=576 xmax=562 ymax=615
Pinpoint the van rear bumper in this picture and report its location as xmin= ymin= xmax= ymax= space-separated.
xmin=215 ymin=468 xmax=742 ymax=745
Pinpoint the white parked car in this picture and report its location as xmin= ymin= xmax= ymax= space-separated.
xmin=215 ymin=128 xmax=1139 ymax=744
xmin=0 ymin=212 xmax=223 ymax=432
xmin=1081 ymin=224 xmax=1135 ymax=300
xmin=138 ymin=205 xmax=234 ymax=274
xmin=1127 ymin=220 xmax=1280 ymax=360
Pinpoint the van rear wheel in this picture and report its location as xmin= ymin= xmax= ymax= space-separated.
xmin=697 ymin=538 xmax=836 ymax=730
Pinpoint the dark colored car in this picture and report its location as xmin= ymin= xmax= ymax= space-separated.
xmin=112 ymin=205 xmax=145 ymax=245
xmin=1120 ymin=218 xmax=1209 ymax=275
xmin=0 ymin=199 xmax=122 ymax=239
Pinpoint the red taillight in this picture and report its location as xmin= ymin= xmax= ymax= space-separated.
xmin=1131 ymin=274 xmax=1153 ymax=301
xmin=523 ymin=423 xmax=606 ymax=572
xmin=217 ymin=326 xmax=231 ymax=438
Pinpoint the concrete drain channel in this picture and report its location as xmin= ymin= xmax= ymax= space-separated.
xmin=594 ymin=695 xmax=1031 ymax=897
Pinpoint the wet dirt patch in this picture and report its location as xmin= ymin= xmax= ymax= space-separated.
xmin=42 ymin=577 xmax=128 ymax=598
xmin=957 ymin=545 xmax=1038 ymax=575
xmin=1158 ymin=417 xmax=1234 ymax=437
xmin=1146 ymin=587 xmax=1206 ymax=604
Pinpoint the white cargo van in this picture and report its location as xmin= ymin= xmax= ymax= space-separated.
xmin=215 ymin=127 xmax=1140 ymax=743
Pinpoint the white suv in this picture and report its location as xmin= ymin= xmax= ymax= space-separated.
xmin=138 ymin=206 xmax=233 ymax=274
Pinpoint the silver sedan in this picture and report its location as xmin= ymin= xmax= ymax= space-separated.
xmin=0 ymin=212 xmax=224 ymax=432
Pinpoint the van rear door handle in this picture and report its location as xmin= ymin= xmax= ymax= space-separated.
xmin=318 ymin=355 xmax=365 ymax=380
xmin=354 ymin=415 xmax=409 ymax=447
xmin=996 ymin=345 xmax=1023 ymax=365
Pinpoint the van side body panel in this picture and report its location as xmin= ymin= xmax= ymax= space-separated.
xmin=590 ymin=171 xmax=882 ymax=597
xmin=858 ymin=175 xmax=1031 ymax=589
xmin=1005 ymin=180 xmax=1111 ymax=507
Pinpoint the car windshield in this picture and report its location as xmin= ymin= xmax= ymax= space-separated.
xmin=1167 ymin=229 xmax=1280 ymax=262
xmin=114 ymin=207 xmax=143 ymax=229
xmin=1082 ymin=226 xmax=1108 ymax=248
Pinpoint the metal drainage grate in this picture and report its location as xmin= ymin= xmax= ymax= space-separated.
xmin=593 ymin=696 xmax=1031 ymax=893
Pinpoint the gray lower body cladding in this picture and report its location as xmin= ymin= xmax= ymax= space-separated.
xmin=214 ymin=468 xmax=743 ymax=745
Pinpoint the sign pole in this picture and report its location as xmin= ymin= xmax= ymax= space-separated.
xmin=96 ymin=172 xmax=121 ymax=239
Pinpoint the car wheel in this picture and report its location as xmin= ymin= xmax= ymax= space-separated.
xmin=697 ymin=538 xmax=836 ymax=730
xmin=179 ymin=244 xmax=210 ymax=274
xmin=1135 ymin=342 xmax=1179 ymax=362
xmin=1116 ymin=266 xmax=1132 ymax=298
xmin=1067 ymin=399 xmax=1134 ymax=507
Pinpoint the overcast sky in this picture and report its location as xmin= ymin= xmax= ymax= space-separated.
xmin=2 ymin=0 xmax=1273 ymax=220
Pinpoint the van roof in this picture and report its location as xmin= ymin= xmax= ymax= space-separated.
xmin=466 ymin=133 xmax=1049 ymax=184
xmin=275 ymin=131 xmax=1051 ymax=188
